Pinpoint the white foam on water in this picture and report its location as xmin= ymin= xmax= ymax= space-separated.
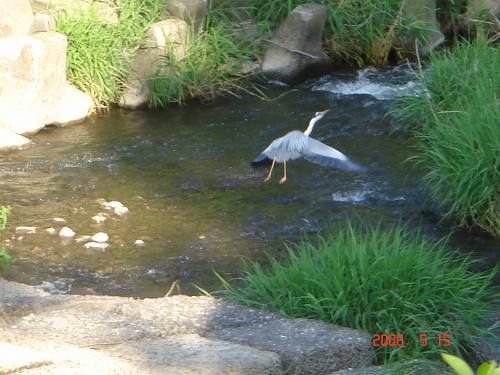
xmin=312 ymin=67 xmax=426 ymax=100
xmin=331 ymin=190 xmax=369 ymax=203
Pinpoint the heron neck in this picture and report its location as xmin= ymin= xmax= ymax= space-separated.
xmin=304 ymin=117 xmax=320 ymax=137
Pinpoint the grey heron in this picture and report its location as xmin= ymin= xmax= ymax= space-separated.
xmin=251 ymin=110 xmax=365 ymax=184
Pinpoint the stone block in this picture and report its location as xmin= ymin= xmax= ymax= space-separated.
xmin=209 ymin=318 xmax=374 ymax=375
xmin=165 ymin=0 xmax=208 ymax=31
xmin=262 ymin=4 xmax=331 ymax=83
xmin=0 ymin=0 xmax=34 ymax=38
xmin=119 ymin=19 xmax=188 ymax=109
xmin=30 ymin=12 xmax=55 ymax=33
xmin=104 ymin=334 xmax=283 ymax=375
xmin=402 ymin=0 xmax=445 ymax=56
xmin=30 ymin=0 xmax=118 ymax=23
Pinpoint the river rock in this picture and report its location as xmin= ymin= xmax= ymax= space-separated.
xmin=15 ymin=227 xmax=36 ymax=234
xmin=83 ymin=241 xmax=110 ymax=250
xmin=402 ymin=0 xmax=445 ymax=56
xmin=165 ymin=0 xmax=208 ymax=31
xmin=114 ymin=206 xmax=129 ymax=216
xmin=59 ymin=227 xmax=75 ymax=238
xmin=118 ymin=19 xmax=188 ymax=109
xmin=76 ymin=235 xmax=92 ymax=243
xmin=91 ymin=214 xmax=107 ymax=224
xmin=134 ymin=239 xmax=145 ymax=248
xmin=46 ymin=228 xmax=56 ymax=235
xmin=52 ymin=218 xmax=66 ymax=224
xmin=101 ymin=200 xmax=123 ymax=209
xmin=0 ymin=32 xmax=92 ymax=135
xmin=30 ymin=0 xmax=118 ymax=23
xmin=261 ymin=4 xmax=331 ymax=83
xmin=0 ymin=0 xmax=34 ymax=38
xmin=91 ymin=232 xmax=108 ymax=243
xmin=0 ymin=128 xmax=31 ymax=151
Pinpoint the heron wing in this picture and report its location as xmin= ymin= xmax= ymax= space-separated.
xmin=301 ymin=137 xmax=365 ymax=172
xmin=250 ymin=152 xmax=272 ymax=166
xmin=262 ymin=131 xmax=307 ymax=162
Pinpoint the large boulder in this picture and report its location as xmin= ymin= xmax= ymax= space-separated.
xmin=402 ymin=0 xmax=444 ymax=56
xmin=119 ymin=19 xmax=188 ymax=109
xmin=165 ymin=0 xmax=208 ymax=31
xmin=0 ymin=32 xmax=91 ymax=135
xmin=261 ymin=4 xmax=331 ymax=83
xmin=468 ymin=0 xmax=500 ymax=29
xmin=0 ymin=128 xmax=31 ymax=151
xmin=0 ymin=0 xmax=34 ymax=38
xmin=30 ymin=0 xmax=118 ymax=23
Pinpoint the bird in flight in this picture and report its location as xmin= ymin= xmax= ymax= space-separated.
xmin=251 ymin=110 xmax=365 ymax=184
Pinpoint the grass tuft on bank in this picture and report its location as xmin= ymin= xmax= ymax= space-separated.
xmin=221 ymin=223 xmax=498 ymax=363
xmin=148 ymin=15 xmax=261 ymax=106
xmin=247 ymin=0 xmax=463 ymax=65
xmin=393 ymin=36 xmax=500 ymax=236
xmin=0 ymin=206 xmax=11 ymax=272
xmin=55 ymin=0 xmax=165 ymax=109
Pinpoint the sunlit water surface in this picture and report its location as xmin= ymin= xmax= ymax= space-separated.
xmin=1 ymin=66 xmax=497 ymax=297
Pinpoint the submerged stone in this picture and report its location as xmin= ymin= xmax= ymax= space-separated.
xmin=59 ymin=227 xmax=75 ymax=238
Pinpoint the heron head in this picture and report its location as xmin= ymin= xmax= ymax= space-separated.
xmin=314 ymin=109 xmax=330 ymax=119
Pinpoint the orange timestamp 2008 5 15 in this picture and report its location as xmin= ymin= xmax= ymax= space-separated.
xmin=372 ymin=333 xmax=452 ymax=347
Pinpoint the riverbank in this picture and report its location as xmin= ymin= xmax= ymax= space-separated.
xmin=0 ymin=277 xmax=374 ymax=375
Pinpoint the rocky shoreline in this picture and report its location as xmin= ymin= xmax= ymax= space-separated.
xmin=0 ymin=277 xmax=374 ymax=375
xmin=1 ymin=0 xmax=476 ymax=151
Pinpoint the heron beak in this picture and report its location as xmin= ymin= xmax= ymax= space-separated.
xmin=322 ymin=109 xmax=330 ymax=115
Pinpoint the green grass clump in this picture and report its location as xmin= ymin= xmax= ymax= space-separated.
xmin=149 ymin=11 xmax=261 ymax=106
xmin=0 ymin=206 xmax=11 ymax=272
xmin=222 ymin=223 xmax=497 ymax=363
xmin=393 ymin=37 xmax=500 ymax=235
xmin=55 ymin=0 xmax=164 ymax=109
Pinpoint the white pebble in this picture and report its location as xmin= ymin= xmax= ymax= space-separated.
xmin=91 ymin=232 xmax=109 ymax=243
xmin=52 ymin=218 xmax=66 ymax=224
xmin=83 ymin=242 xmax=109 ymax=250
xmin=15 ymin=226 xmax=36 ymax=234
xmin=59 ymin=227 xmax=75 ymax=238
xmin=75 ymin=235 xmax=91 ymax=243
xmin=91 ymin=214 xmax=107 ymax=224
xmin=46 ymin=228 xmax=57 ymax=235
xmin=100 ymin=200 xmax=123 ymax=210
xmin=114 ymin=206 xmax=128 ymax=216
xmin=134 ymin=239 xmax=145 ymax=248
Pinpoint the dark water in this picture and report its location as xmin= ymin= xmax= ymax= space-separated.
xmin=1 ymin=66 xmax=497 ymax=297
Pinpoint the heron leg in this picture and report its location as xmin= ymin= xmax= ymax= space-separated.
xmin=279 ymin=161 xmax=287 ymax=184
xmin=264 ymin=158 xmax=276 ymax=182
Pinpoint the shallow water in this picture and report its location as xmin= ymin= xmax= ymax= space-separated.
xmin=1 ymin=66 xmax=497 ymax=297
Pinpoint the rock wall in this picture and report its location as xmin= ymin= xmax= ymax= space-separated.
xmin=0 ymin=0 xmax=92 ymax=150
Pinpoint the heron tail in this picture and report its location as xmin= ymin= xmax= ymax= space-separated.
xmin=250 ymin=153 xmax=272 ymax=167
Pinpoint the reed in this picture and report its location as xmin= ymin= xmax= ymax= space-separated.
xmin=222 ymin=222 xmax=498 ymax=363
xmin=392 ymin=36 xmax=500 ymax=235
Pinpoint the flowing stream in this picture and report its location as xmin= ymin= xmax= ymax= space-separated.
xmin=1 ymin=66 xmax=497 ymax=297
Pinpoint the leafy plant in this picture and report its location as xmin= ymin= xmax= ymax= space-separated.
xmin=0 ymin=206 xmax=11 ymax=272
xmin=221 ymin=222 xmax=498 ymax=363
xmin=392 ymin=36 xmax=500 ymax=235
xmin=442 ymin=354 xmax=500 ymax=375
